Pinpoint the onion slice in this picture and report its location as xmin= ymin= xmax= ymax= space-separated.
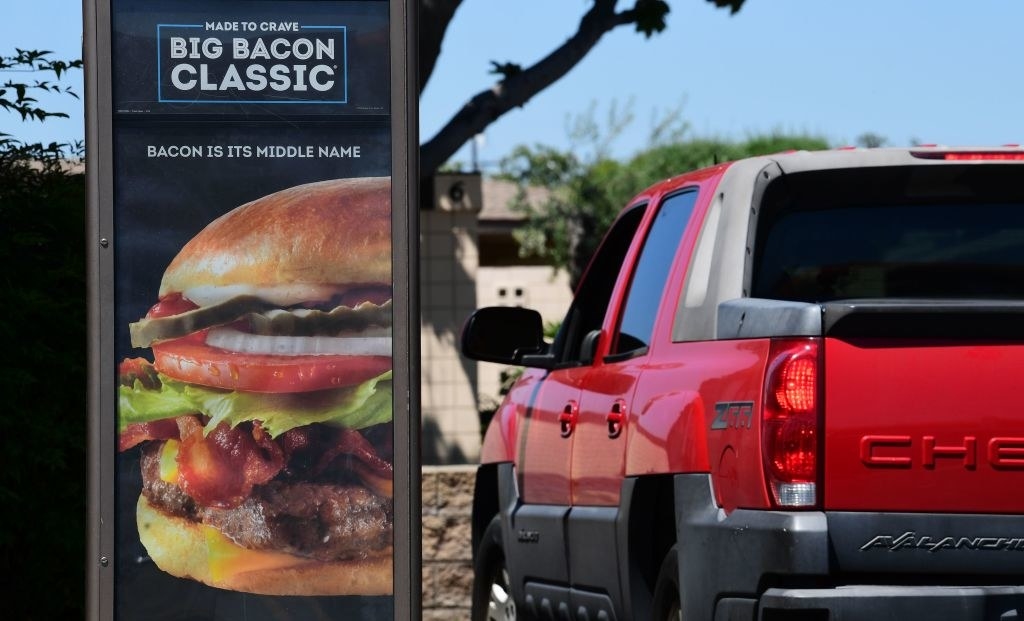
xmin=205 ymin=327 xmax=392 ymax=356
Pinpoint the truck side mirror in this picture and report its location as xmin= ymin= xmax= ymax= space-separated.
xmin=460 ymin=306 xmax=551 ymax=367
xmin=579 ymin=329 xmax=601 ymax=365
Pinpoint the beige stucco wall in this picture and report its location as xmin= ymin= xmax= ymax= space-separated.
xmin=419 ymin=177 xmax=571 ymax=464
xmin=420 ymin=209 xmax=483 ymax=464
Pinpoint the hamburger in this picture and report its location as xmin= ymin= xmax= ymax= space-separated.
xmin=117 ymin=177 xmax=394 ymax=596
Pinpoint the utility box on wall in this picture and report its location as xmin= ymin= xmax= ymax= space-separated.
xmin=430 ymin=173 xmax=483 ymax=212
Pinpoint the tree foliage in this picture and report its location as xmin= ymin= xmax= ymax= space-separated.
xmin=856 ymin=131 xmax=887 ymax=148
xmin=1 ymin=48 xmax=83 ymax=124
xmin=418 ymin=0 xmax=748 ymax=175
xmin=0 ymin=49 xmax=85 ymax=620
xmin=501 ymin=129 xmax=830 ymax=289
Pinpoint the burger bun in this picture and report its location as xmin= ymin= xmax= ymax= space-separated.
xmin=159 ymin=177 xmax=392 ymax=299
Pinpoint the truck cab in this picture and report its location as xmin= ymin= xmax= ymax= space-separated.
xmin=463 ymin=147 xmax=1024 ymax=621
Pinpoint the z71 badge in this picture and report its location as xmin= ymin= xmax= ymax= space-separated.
xmin=711 ymin=401 xmax=754 ymax=430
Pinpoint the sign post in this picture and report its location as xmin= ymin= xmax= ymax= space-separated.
xmin=85 ymin=1 xmax=418 ymax=618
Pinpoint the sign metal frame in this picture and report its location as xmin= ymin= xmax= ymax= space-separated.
xmin=85 ymin=1 xmax=419 ymax=618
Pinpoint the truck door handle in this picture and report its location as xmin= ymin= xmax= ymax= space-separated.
xmin=559 ymin=401 xmax=579 ymax=438
xmin=607 ymin=400 xmax=626 ymax=438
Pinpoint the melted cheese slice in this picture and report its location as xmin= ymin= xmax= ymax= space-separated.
xmin=204 ymin=526 xmax=308 ymax=582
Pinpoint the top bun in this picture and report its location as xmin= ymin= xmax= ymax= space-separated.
xmin=160 ymin=177 xmax=391 ymax=298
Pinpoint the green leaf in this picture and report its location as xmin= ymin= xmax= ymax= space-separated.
xmin=1 ymin=49 xmax=82 ymax=123
xmin=118 ymin=371 xmax=394 ymax=437
xmin=488 ymin=60 xmax=523 ymax=79
xmin=634 ymin=0 xmax=670 ymax=37
xmin=706 ymin=0 xmax=746 ymax=15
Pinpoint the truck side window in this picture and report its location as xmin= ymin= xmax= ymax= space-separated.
xmin=611 ymin=190 xmax=698 ymax=357
xmin=551 ymin=203 xmax=647 ymax=365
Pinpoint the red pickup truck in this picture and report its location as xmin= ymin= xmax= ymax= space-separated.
xmin=461 ymin=147 xmax=1024 ymax=621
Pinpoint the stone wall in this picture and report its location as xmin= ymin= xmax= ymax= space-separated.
xmin=421 ymin=465 xmax=477 ymax=620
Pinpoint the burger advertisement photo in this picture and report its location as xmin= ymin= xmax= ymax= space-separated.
xmin=118 ymin=177 xmax=395 ymax=597
xmin=88 ymin=0 xmax=414 ymax=619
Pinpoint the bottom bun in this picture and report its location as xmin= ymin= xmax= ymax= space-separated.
xmin=137 ymin=495 xmax=393 ymax=596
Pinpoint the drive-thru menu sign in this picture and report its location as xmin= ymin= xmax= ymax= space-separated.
xmin=85 ymin=1 xmax=418 ymax=619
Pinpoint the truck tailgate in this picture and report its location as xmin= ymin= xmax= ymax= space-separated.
xmin=823 ymin=337 xmax=1024 ymax=513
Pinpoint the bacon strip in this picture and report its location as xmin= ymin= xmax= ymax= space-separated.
xmin=176 ymin=417 xmax=285 ymax=509
xmin=124 ymin=412 xmax=392 ymax=507
xmin=119 ymin=419 xmax=180 ymax=452
xmin=311 ymin=428 xmax=388 ymax=476
xmin=314 ymin=427 xmax=394 ymax=497
xmin=118 ymin=357 xmax=161 ymax=389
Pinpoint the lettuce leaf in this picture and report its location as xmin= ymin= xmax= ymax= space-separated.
xmin=118 ymin=371 xmax=392 ymax=438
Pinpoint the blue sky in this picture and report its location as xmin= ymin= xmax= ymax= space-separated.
xmin=1 ymin=0 xmax=85 ymax=147
xmin=5 ymin=1 xmax=1024 ymax=168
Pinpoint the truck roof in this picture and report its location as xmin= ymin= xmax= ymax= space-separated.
xmin=645 ymin=145 xmax=1024 ymax=199
xmin=647 ymin=145 xmax=1024 ymax=343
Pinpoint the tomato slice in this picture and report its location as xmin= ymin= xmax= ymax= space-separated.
xmin=148 ymin=293 xmax=199 ymax=318
xmin=152 ymin=338 xmax=392 ymax=393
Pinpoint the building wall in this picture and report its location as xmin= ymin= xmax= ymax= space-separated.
xmin=420 ymin=208 xmax=483 ymax=464
xmin=419 ymin=177 xmax=572 ymax=465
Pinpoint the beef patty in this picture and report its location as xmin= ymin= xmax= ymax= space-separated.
xmin=140 ymin=441 xmax=393 ymax=561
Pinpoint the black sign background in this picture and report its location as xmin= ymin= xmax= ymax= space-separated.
xmin=112 ymin=0 xmax=388 ymax=114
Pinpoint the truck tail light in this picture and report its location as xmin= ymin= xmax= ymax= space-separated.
xmin=941 ymin=152 xmax=1024 ymax=160
xmin=911 ymin=150 xmax=1024 ymax=161
xmin=762 ymin=339 xmax=821 ymax=508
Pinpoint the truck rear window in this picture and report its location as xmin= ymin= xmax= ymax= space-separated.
xmin=752 ymin=166 xmax=1024 ymax=302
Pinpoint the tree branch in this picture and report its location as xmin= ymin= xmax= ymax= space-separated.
xmin=419 ymin=0 xmax=464 ymax=93
xmin=420 ymin=0 xmax=632 ymax=176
